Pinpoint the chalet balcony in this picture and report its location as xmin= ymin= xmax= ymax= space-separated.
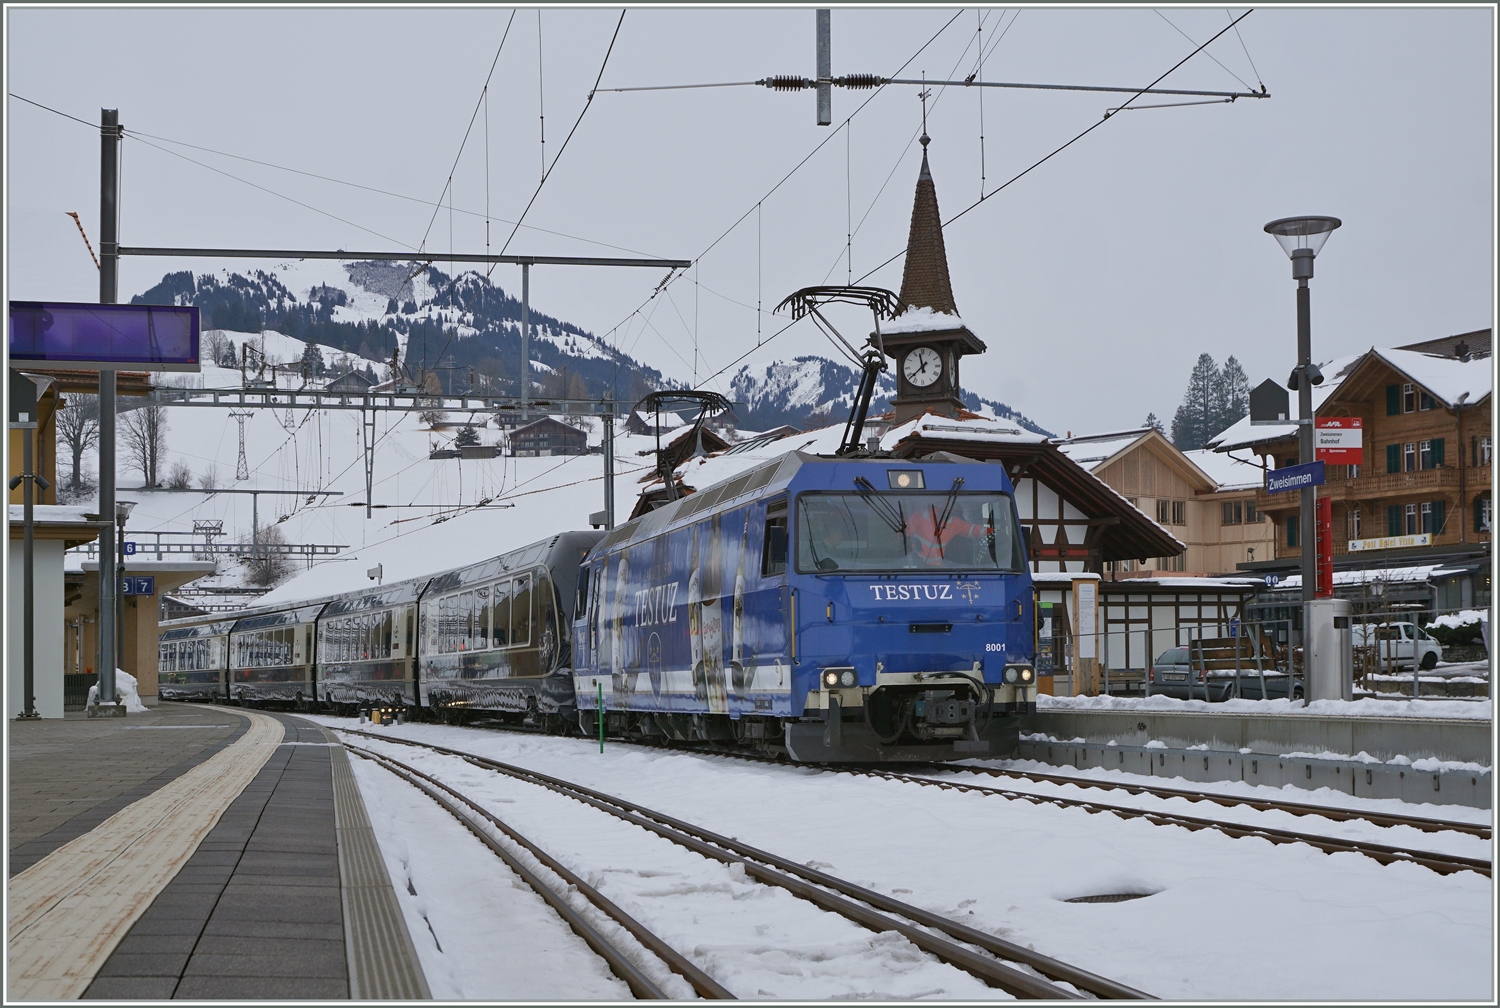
xmin=1256 ymin=465 xmax=1468 ymax=513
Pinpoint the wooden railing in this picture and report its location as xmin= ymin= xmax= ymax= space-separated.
xmin=1257 ymin=465 xmax=1465 ymax=511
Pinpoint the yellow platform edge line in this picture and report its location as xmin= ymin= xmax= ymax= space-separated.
xmin=6 ymin=710 xmax=285 ymax=1001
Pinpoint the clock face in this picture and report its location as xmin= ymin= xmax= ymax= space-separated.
xmin=902 ymin=346 xmax=943 ymax=388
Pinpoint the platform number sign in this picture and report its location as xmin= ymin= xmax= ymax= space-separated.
xmin=123 ymin=541 xmax=137 ymax=555
xmin=121 ymin=576 xmax=155 ymax=596
xmin=1263 ymin=574 xmax=1280 ymax=587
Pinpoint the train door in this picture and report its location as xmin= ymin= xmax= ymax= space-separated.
xmin=759 ymin=498 xmax=791 ymax=670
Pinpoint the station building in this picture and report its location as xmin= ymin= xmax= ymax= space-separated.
xmin=7 ymin=368 xmax=216 ymax=715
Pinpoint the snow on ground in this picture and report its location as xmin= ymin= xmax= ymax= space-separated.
xmin=1039 ymin=692 xmax=1493 ymax=720
xmin=311 ymin=717 xmax=1493 ymax=1001
xmin=348 ymin=754 xmax=633 ymax=1000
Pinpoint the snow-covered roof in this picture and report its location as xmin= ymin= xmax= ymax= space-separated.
xmin=884 ymin=412 xmax=1050 ymax=449
xmin=881 ymin=306 xmax=967 ymax=335
xmin=1179 ymin=449 xmax=1265 ymax=491
xmin=8 ymin=504 xmax=101 ymax=525
xmin=1276 ymin=564 xmax=1444 ymax=590
xmin=1209 ymin=347 xmax=1492 ymax=454
xmin=1125 ymin=576 xmax=1263 ymax=589
xmin=1054 ymin=432 xmax=1149 ymax=469
xmin=1375 ymin=348 xmax=1492 ymax=407
xmin=1207 ymin=352 xmax=1365 ymax=452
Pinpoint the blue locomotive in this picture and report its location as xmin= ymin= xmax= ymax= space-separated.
xmin=571 ymin=450 xmax=1037 ymax=761
xmin=157 ymin=449 xmax=1036 ymax=762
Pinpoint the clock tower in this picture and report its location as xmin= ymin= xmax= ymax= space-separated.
xmin=880 ymin=133 xmax=986 ymax=425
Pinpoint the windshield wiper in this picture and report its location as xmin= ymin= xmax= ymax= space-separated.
xmin=928 ymin=477 xmax=966 ymax=559
xmin=853 ymin=476 xmax=908 ymax=553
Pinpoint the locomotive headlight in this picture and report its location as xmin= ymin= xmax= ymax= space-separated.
xmin=1019 ymin=668 xmax=1034 ymax=683
xmin=1003 ymin=668 xmax=1020 ymax=684
xmin=823 ymin=669 xmax=858 ymax=689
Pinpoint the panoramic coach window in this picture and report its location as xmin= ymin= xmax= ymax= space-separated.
xmin=795 ymin=491 xmax=1022 ymax=573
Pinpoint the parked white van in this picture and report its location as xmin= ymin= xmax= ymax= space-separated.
xmin=1353 ymin=621 xmax=1444 ymax=670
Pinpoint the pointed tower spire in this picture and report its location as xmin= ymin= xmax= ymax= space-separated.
xmin=896 ymin=131 xmax=958 ymax=315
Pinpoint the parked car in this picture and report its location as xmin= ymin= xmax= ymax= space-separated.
xmin=1352 ymin=621 xmax=1443 ymax=671
xmin=1147 ymin=646 xmax=1303 ymax=701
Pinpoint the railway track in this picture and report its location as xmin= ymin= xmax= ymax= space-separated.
xmin=602 ymin=741 xmax=1490 ymax=876
xmin=420 ymin=713 xmax=1490 ymax=843
xmin=339 ymin=727 xmax=1154 ymax=1000
xmin=925 ymin=765 xmax=1493 ymax=840
xmin=345 ymin=743 xmax=727 ymax=1000
xmin=839 ymin=766 xmax=1492 ymax=877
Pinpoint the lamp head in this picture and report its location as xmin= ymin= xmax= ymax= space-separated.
xmin=1264 ymin=216 xmax=1342 ymax=258
xmin=115 ymin=500 xmax=137 ymax=523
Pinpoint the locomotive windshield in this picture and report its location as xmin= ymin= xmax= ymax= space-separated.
xmin=795 ymin=490 xmax=1024 ymax=573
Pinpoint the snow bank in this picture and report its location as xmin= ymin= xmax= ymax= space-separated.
xmin=85 ymin=669 xmax=149 ymax=712
xmin=1430 ymin=609 xmax=1490 ymax=629
xmin=1038 ymin=692 xmax=1492 ymax=720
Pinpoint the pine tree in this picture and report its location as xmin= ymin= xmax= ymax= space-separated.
xmin=1144 ymin=412 xmax=1163 ymax=433
xmin=1171 ymin=353 xmax=1220 ymax=450
xmin=1215 ymin=356 xmax=1251 ymax=437
xmin=300 ymin=341 xmax=325 ymax=379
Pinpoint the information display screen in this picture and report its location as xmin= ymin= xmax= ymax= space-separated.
xmin=9 ymin=301 xmax=199 ymax=371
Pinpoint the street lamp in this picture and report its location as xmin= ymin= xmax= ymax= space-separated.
xmin=1266 ymin=215 xmax=1342 ymax=701
xmin=1264 ymin=215 xmax=1341 ymax=605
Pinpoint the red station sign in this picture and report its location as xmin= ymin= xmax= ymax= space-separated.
xmin=1315 ymin=417 xmax=1363 ymax=464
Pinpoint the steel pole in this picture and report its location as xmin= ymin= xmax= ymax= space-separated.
xmin=520 ymin=261 xmax=530 ymax=420
xmin=602 ymin=400 xmax=615 ymax=530
xmin=1297 ymin=281 xmax=1315 ymax=606
xmin=19 ymin=424 xmax=41 ymax=718
xmin=97 ymin=371 xmax=117 ymax=703
xmin=99 ymin=109 xmax=120 ymax=304
xmin=96 ymin=108 xmax=121 ymax=706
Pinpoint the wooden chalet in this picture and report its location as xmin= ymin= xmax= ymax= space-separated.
xmin=1209 ymin=334 xmax=1491 ymax=607
xmin=510 ymin=416 xmax=589 ymax=457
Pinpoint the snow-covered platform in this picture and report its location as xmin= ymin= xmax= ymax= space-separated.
xmin=6 ymin=705 xmax=428 ymax=999
xmin=1022 ymin=698 xmax=1492 ymax=808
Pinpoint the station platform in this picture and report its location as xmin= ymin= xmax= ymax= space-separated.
xmin=7 ymin=704 xmax=429 ymax=1000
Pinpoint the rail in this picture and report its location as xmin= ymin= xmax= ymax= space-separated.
xmin=347 ymin=743 xmax=727 ymax=999
xmin=336 ymin=727 xmax=1154 ymax=1000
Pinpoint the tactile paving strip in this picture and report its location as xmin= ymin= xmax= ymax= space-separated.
xmin=6 ymin=710 xmax=286 ymax=1000
xmin=321 ymin=728 xmax=431 ymax=1000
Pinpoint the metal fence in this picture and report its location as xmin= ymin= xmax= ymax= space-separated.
xmin=1059 ymin=604 xmax=1491 ymax=702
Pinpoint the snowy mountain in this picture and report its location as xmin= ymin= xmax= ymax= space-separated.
xmin=131 ymin=261 xmax=665 ymax=402
xmin=131 ymin=262 xmax=1047 ymax=435
xmin=729 ymin=355 xmax=1052 ymax=435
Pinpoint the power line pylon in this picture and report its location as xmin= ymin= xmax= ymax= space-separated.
xmin=229 ymin=410 xmax=253 ymax=481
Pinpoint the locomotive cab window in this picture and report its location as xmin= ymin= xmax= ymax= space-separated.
xmin=762 ymin=503 xmax=789 ymax=577
xmin=796 ymin=490 xmax=1024 ymax=573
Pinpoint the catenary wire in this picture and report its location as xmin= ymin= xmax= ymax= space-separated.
xmin=498 ymin=10 xmax=626 ymax=257
xmin=851 ymin=9 xmax=1258 ymax=288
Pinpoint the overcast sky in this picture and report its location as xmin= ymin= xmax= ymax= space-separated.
xmin=6 ymin=6 xmax=1494 ymax=435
